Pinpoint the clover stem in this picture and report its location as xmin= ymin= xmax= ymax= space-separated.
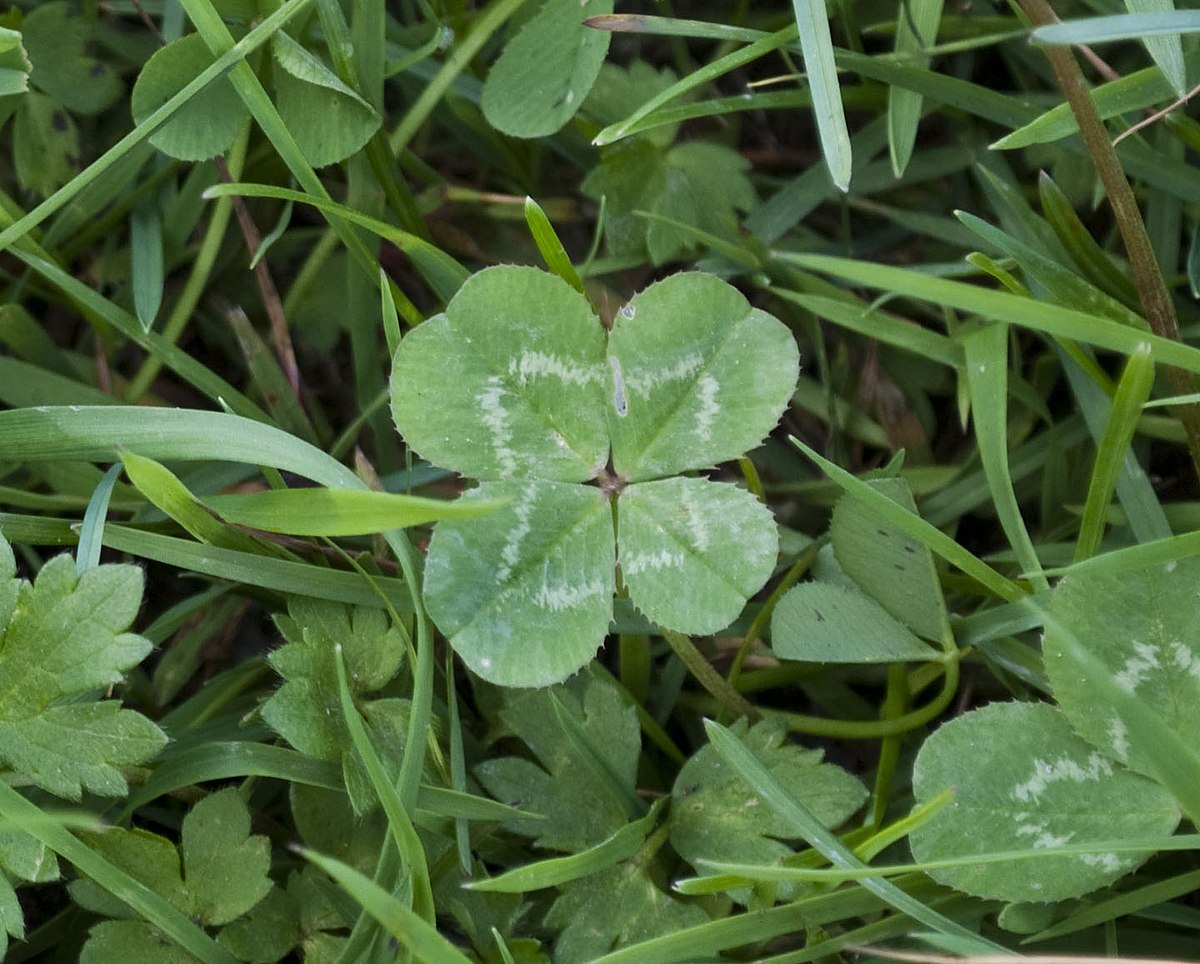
xmin=662 ymin=629 xmax=760 ymax=723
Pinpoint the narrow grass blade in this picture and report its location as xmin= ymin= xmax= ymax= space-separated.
xmin=0 ymin=782 xmax=236 ymax=964
xmin=130 ymin=197 xmax=164 ymax=331
xmin=703 ymin=719 xmax=1011 ymax=954
xmin=791 ymin=437 xmax=1025 ymax=602
xmin=1031 ymin=867 xmax=1200 ymax=942
xmin=781 ymin=252 xmax=1200 ymax=376
xmin=468 ymin=799 xmax=664 ymax=893
xmin=333 ymin=645 xmax=435 ymax=923
xmin=888 ymin=0 xmax=944 ymax=177
xmin=0 ymin=407 xmax=360 ymax=489
xmin=76 ymin=464 xmax=122 ymax=575
xmin=299 ymin=847 xmax=472 ymax=964
xmin=791 ymin=0 xmax=851 ymax=190
xmin=208 ymin=487 xmax=502 ymax=535
xmin=524 ymin=196 xmax=584 ymax=294
xmin=99 ymin=525 xmax=412 ymax=611
xmin=593 ymin=27 xmax=798 ymax=146
xmin=1033 ymin=11 xmax=1200 ymax=45
xmin=204 ymin=182 xmax=468 ymax=302
xmin=1075 ymin=344 xmax=1156 ymax=561
xmin=1126 ymin=0 xmax=1188 ymax=97
xmin=962 ymin=324 xmax=1048 ymax=590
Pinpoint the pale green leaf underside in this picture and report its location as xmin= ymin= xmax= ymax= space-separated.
xmin=831 ymin=477 xmax=949 ymax=642
xmin=911 ymin=702 xmax=1179 ymax=903
xmin=1045 ymin=557 xmax=1200 ymax=777
xmin=607 ymin=273 xmax=799 ymax=482
xmin=771 ymin=581 xmax=938 ymax=663
xmin=618 ymin=477 xmax=777 ymax=634
xmin=424 ymin=482 xmax=615 ymax=687
xmin=391 ymin=266 xmax=608 ymax=483
xmin=131 ymin=33 xmax=245 ymax=161
xmin=481 ymin=0 xmax=613 ymax=138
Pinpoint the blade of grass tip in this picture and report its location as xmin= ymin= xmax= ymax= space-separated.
xmin=888 ymin=0 xmax=945 ymax=177
xmin=789 ymin=437 xmax=1025 ymax=602
xmin=445 ymin=653 xmax=471 ymax=877
xmin=333 ymin=644 xmax=435 ymax=924
xmin=1125 ymin=0 xmax=1188 ymax=98
xmin=298 ymin=847 xmax=473 ymax=964
xmin=524 ymin=196 xmax=585 ymax=294
xmin=468 ymin=799 xmax=665 ymax=893
xmin=962 ymin=323 xmax=1049 ymax=591
xmin=381 ymin=268 xmax=402 ymax=357
xmin=592 ymin=26 xmax=799 ymax=146
xmin=790 ymin=0 xmax=852 ymax=191
xmin=130 ymin=197 xmax=164 ymax=332
xmin=75 ymin=463 xmax=123 ymax=576
xmin=0 ymin=782 xmax=236 ymax=964
xmin=702 ymin=719 xmax=1013 ymax=955
xmin=1032 ymin=11 xmax=1200 ymax=46
xmin=1075 ymin=342 xmax=1156 ymax=562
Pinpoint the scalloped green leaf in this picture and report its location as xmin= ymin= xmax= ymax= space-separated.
xmin=391 ymin=266 xmax=609 ymax=483
xmin=131 ymin=33 xmax=246 ymax=162
xmin=910 ymin=702 xmax=1179 ymax=903
xmin=771 ymin=581 xmax=938 ymax=663
xmin=424 ymin=481 xmax=615 ymax=687
xmin=481 ymin=0 xmax=613 ymax=138
xmin=617 ymin=477 xmax=777 ymax=634
xmin=671 ymin=718 xmax=866 ymax=876
xmin=606 ymin=273 xmax=798 ymax=482
xmin=1044 ymin=558 xmax=1200 ymax=779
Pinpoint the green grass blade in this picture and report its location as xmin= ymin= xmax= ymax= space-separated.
xmin=703 ymin=719 xmax=1011 ymax=954
xmin=790 ymin=437 xmax=1025 ymax=602
xmin=0 ymin=0 xmax=315 ymax=255
xmin=208 ymin=487 xmax=502 ymax=535
xmin=1033 ymin=11 xmax=1200 ymax=45
xmin=887 ymin=0 xmax=944 ymax=177
xmin=791 ymin=0 xmax=852 ymax=190
xmin=780 ymin=253 xmax=1200 ymax=376
xmin=1074 ymin=343 xmax=1157 ymax=561
xmin=0 ymin=406 xmax=360 ymax=489
xmin=75 ymin=463 xmax=122 ymax=575
xmin=333 ymin=645 xmax=435 ymax=923
xmin=130 ymin=197 xmax=164 ymax=331
xmin=962 ymin=323 xmax=1048 ymax=590
xmin=468 ymin=800 xmax=664 ymax=893
xmin=299 ymin=847 xmax=472 ymax=963
xmin=0 ymin=782 xmax=236 ymax=964
xmin=524 ymin=196 xmax=584 ymax=294
xmin=593 ymin=27 xmax=798 ymax=147
xmin=204 ymin=182 xmax=469 ymax=302
xmin=1125 ymin=0 xmax=1187 ymax=97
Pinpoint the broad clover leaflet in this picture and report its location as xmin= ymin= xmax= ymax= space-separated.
xmin=391 ymin=266 xmax=799 ymax=687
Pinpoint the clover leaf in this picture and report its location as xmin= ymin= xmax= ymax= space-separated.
xmin=391 ymin=266 xmax=799 ymax=686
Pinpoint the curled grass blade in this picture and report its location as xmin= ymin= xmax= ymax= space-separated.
xmin=76 ymin=464 xmax=122 ymax=575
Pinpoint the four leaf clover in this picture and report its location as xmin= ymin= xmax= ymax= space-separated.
xmin=391 ymin=266 xmax=798 ymax=686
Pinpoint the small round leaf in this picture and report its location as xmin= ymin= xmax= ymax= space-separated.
xmin=391 ymin=266 xmax=609 ymax=482
xmin=617 ymin=477 xmax=777 ymax=634
xmin=606 ymin=274 xmax=799 ymax=482
xmin=482 ymin=0 xmax=613 ymax=138
xmin=911 ymin=702 xmax=1179 ymax=903
xmin=131 ymin=33 xmax=247 ymax=161
xmin=425 ymin=481 xmax=615 ymax=687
